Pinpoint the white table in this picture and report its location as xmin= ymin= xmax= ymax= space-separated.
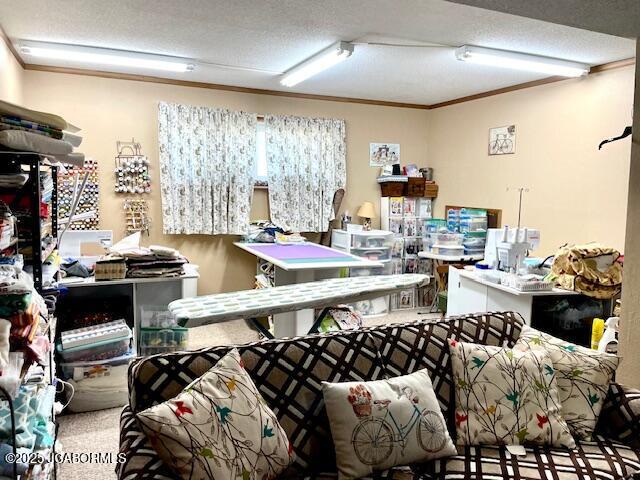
xmin=235 ymin=242 xmax=382 ymax=336
xmin=447 ymin=268 xmax=578 ymax=324
xmin=169 ymin=274 xmax=430 ymax=337
xmin=59 ymin=265 xmax=199 ymax=349
xmin=418 ymin=251 xmax=484 ymax=263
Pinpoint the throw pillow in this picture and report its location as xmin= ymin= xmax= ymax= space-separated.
xmin=322 ymin=369 xmax=456 ymax=479
xmin=137 ymin=348 xmax=294 ymax=480
xmin=449 ymin=340 xmax=575 ymax=448
xmin=514 ymin=325 xmax=619 ymax=440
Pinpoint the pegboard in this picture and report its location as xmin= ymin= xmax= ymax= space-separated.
xmin=57 ymin=159 xmax=99 ymax=230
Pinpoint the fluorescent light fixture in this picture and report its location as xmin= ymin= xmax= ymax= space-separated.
xmin=18 ymin=41 xmax=195 ymax=73
xmin=455 ymin=45 xmax=590 ymax=78
xmin=280 ymin=41 xmax=354 ymax=87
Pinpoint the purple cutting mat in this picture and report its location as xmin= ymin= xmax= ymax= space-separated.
xmin=248 ymin=243 xmax=353 ymax=260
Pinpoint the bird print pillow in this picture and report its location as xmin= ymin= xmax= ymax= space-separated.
xmin=322 ymin=369 xmax=456 ymax=479
xmin=449 ymin=340 xmax=575 ymax=449
xmin=514 ymin=326 xmax=619 ymax=440
xmin=137 ymin=348 xmax=294 ymax=480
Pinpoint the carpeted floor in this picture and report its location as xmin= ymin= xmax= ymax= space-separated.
xmin=57 ymin=309 xmax=438 ymax=479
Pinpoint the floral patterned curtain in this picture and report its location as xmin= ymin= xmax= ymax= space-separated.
xmin=158 ymin=102 xmax=257 ymax=235
xmin=265 ymin=114 xmax=346 ymax=232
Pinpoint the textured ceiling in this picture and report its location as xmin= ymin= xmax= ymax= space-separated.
xmin=447 ymin=0 xmax=640 ymax=38
xmin=0 ymin=0 xmax=635 ymax=105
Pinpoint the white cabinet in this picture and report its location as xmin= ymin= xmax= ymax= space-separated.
xmin=447 ymin=267 xmax=488 ymax=316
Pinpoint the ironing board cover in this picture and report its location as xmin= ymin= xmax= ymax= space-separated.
xmin=169 ymin=274 xmax=429 ymax=328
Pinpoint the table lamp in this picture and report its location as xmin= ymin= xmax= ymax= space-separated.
xmin=357 ymin=202 xmax=376 ymax=231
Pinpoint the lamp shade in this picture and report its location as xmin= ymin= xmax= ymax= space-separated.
xmin=357 ymin=202 xmax=376 ymax=219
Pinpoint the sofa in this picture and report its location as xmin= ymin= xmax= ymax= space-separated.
xmin=117 ymin=311 xmax=640 ymax=479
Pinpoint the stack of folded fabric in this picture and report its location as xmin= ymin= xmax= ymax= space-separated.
xmin=0 ymin=99 xmax=85 ymax=167
xmin=116 ymin=244 xmax=188 ymax=278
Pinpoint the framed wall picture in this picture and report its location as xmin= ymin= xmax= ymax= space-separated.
xmin=489 ymin=125 xmax=516 ymax=155
xmin=370 ymin=143 xmax=400 ymax=166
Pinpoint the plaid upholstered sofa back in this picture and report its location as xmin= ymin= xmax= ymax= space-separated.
xmin=127 ymin=311 xmax=524 ymax=472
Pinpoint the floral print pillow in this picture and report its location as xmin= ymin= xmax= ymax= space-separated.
xmin=449 ymin=340 xmax=575 ymax=448
xmin=137 ymin=349 xmax=293 ymax=479
xmin=514 ymin=326 xmax=619 ymax=440
xmin=322 ymin=369 xmax=456 ymax=479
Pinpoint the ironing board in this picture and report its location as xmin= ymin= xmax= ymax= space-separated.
xmin=169 ymin=274 xmax=429 ymax=338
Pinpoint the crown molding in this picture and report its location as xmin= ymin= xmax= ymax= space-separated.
xmin=0 ymin=24 xmax=24 ymax=68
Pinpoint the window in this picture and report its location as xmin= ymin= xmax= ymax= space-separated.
xmin=255 ymin=120 xmax=268 ymax=185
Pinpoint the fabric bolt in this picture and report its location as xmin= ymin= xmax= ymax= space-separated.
xmin=137 ymin=349 xmax=293 ymax=480
xmin=158 ymin=101 xmax=257 ymax=235
xmin=62 ymin=131 xmax=83 ymax=147
xmin=322 ymin=369 xmax=456 ymax=479
xmin=0 ymin=293 xmax=31 ymax=316
xmin=265 ymin=114 xmax=346 ymax=233
xmin=514 ymin=326 xmax=619 ymax=440
xmin=0 ymin=118 xmax=63 ymax=139
xmin=0 ymin=383 xmax=43 ymax=450
xmin=448 ymin=341 xmax=575 ymax=448
xmin=0 ymin=130 xmax=73 ymax=155
xmin=0 ymin=100 xmax=69 ymax=131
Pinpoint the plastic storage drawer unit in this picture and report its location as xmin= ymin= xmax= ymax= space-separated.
xmin=351 ymin=247 xmax=391 ymax=261
xmin=139 ymin=326 xmax=189 ymax=356
xmin=350 ymin=231 xmax=394 ymax=249
xmin=350 ymin=260 xmax=393 ymax=277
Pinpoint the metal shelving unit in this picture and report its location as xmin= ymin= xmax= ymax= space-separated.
xmin=0 ymin=151 xmax=59 ymax=479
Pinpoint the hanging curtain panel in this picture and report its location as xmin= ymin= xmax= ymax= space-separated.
xmin=158 ymin=102 xmax=257 ymax=235
xmin=265 ymin=114 xmax=346 ymax=232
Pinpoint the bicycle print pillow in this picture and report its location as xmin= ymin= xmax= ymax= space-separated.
xmin=449 ymin=340 xmax=575 ymax=448
xmin=322 ymin=369 xmax=456 ymax=479
xmin=513 ymin=326 xmax=619 ymax=440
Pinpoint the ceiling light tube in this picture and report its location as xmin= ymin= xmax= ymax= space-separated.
xmin=19 ymin=41 xmax=195 ymax=73
xmin=455 ymin=45 xmax=590 ymax=78
xmin=280 ymin=41 xmax=354 ymax=87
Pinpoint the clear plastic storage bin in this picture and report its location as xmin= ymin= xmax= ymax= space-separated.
xmin=427 ymin=232 xmax=464 ymax=246
xmin=140 ymin=305 xmax=178 ymax=328
xmin=57 ymin=332 xmax=132 ymax=362
xmin=139 ymin=326 xmax=189 ymax=356
xmin=60 ymin=348 xmax=136 ymax=381
xmin=350 ymin=231 xmax=394 ymax=249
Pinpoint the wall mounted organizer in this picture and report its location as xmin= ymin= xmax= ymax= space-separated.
xmin=123 ymin=198 xmax=151 ymax=236
xmin=114 ymin=140 xmax=151 ymax=194
xmin=57 ymin=159 xmax=99 ymax=230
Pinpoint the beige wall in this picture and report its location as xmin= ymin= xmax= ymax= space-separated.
xmin=427 ymin=66 xmax=634 ymax=257
xmin=23 ymin=71 xmax=430 ymax=295
xmin=618 ymin=41 xmax=639 ymax=388
xmin=0 ymin=39 xmax=22 ymax=103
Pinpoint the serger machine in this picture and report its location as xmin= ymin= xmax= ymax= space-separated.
xmin=484 ymin=227 xmax=540 ymax=273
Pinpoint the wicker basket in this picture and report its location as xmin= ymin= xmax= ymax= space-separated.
xmin=424 ymin=183 xmax=439 ymax=198
xmin=407 ymin=177 xmax=426 ymax=197
xmin=352 ymin=403 xmax=372 ymax=417
xmin=95 ymin=258 xmax=126 ymax=280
